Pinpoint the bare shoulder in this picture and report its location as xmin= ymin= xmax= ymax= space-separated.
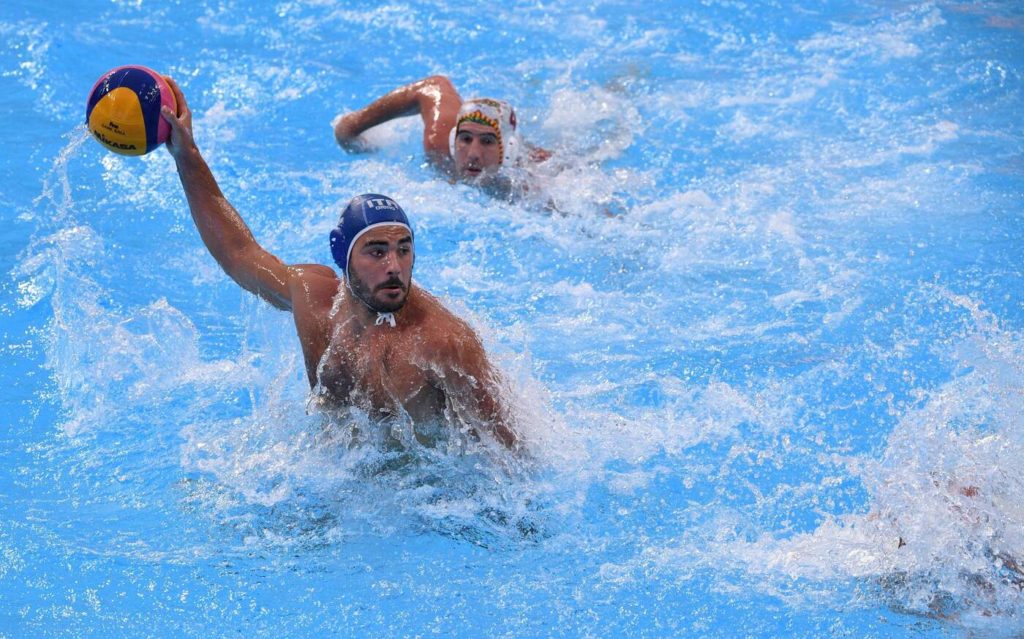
xmin=288 ymin=264 xmax=341 ymax=311
xmin=410 ymin=287 xmax=487 ymax=358
xmin=412 ymin=287 xmax=470 ymax=328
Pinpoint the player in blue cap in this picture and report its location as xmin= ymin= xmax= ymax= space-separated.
xmin=159 ymin=77 xmax=517 ymax=449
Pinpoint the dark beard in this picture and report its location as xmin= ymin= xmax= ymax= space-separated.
xmin=348 ymin=271 xmax=408 ymax=313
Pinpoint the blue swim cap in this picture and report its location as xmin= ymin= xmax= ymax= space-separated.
xmin=329 ymin=194 xmax=413 ymax=275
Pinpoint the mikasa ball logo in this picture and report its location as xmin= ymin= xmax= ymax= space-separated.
xmin=92 ymin=130 xmax=137 ymax=151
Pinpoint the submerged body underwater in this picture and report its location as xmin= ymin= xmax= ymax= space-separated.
xmin=2 ymin=0 xmax=1023 ymax=636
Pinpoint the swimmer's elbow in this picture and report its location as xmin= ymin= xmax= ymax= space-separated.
xmin=421 ymin=75 xmax=455 ymax=95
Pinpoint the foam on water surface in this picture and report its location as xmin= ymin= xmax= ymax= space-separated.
xmin=3 ymin=0 xmax=1023 ymax=636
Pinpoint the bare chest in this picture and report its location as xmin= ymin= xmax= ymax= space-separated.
xmin=314 ymin=324 xmax=443 ymax=421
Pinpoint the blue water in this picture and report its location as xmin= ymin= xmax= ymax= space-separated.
xmin=3 ymin=1 xmax=1023 ymax=636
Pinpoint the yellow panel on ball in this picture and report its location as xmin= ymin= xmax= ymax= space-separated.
xmin=87 ymin=86 xmax=149 ymax=156
xmin=85 ymin=66 xmax=176 ymax=156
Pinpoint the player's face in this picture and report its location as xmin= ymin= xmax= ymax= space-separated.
xmin=347 ymin=226 xmax=414 ymax=313
xmin=453 ymin=121 xmax=502 ymax=179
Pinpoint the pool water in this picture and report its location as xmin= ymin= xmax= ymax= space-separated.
xmin=2 ymin=0 xmax=1023 ymax=636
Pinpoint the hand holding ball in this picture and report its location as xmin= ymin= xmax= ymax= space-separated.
xmin=86 ymin=66 xmax=176 ymax=156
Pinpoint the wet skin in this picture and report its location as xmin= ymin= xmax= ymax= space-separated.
xmin=346 ymin=225 xmax=414 ymax=313
xmin=161 ymin=76 xmax=516 ymax=448
xmin=334 ymin=75 xmax=552 ymax=189
xmin=452 ymin=121 xmax=502 ymax=180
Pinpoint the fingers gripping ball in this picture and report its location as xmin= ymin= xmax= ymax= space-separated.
xmin=86 ymin=66 xmax=176 ymax=156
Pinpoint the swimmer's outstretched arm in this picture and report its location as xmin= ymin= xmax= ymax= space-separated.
xmin=333 ymin=75 xmax=462 ymax=163
xmin=160 ymin=76 xmax=296 ymax=311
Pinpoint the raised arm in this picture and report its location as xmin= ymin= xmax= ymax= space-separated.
xmin=333 ymin=75 xmax=462 ymax=163
xmin=161 ymin=77 xmax=294 ymax=311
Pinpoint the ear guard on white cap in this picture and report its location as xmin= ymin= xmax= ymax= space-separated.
xmin=448 ymin=98 xmax=522 ymax=166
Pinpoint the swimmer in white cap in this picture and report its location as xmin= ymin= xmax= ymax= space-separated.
xmin=333 ymin=75 xmax=551 ymax=188
xmin=159 ymin=76 xmax=517 ymax=449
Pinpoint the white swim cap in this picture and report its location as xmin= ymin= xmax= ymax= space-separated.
xmin=448 ymin=98 xmax=522 ymax=166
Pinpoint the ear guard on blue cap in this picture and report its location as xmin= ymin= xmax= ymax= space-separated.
xmin=329 ymin=194 xmax=413 ymax=275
